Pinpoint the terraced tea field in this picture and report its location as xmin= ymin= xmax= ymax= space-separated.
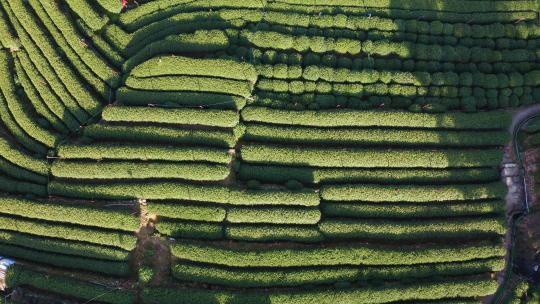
xmin=0 ymin=0 xmax=539 ymax=303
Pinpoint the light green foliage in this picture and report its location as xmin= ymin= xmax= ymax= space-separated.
xmin=319 ymin=217 xmax=506 ymax=240
xmin=0 ymin=196 xmax=139 ymax=231
xmin=322 ymin=200 xmax=505 ymax=218
xmin=125 ymin=75 xmax=253 ymax=98
xmin=245 ymin=123 xmax=509 ymax=147
xmin=171 ymin=240 xmax=504 ymax=267
xmin=321 ymin=183 xmax=506 ymax=202
xmin=225 ymin=224 xmax=323 ymax=242
xmin=241 ymin=144 xmax=502 ymax=168
xmin=102 ymin=106 xmax=240 ymax=127
xmin=238 ymin=164 xmax=500 ymax=184
xmin=51 ymin=160 xmax=230 ymax=181
xmin=226 ymin=206 xmax=321 ymax=224
xmin=241 ymin=106 xmax=511 ymax=129
xmin=7 ymin=265 xmax=135 ymax=302
xmin=131 ymin=56 xmax=257 ymax=83
xmin=172 ymin=258 xmax=503 ymax=287
xmin=63 ymin=0 xmax=108 ymax=31
xmin=50 ymin=181 xmax=320 ymax=206
xmin=141 ymin=277 xmax=497 ymax=304
xmin=57 ymin=143 xmax=232 ymax=163
xmin=149 ymin=202 xmax=226 ymax=222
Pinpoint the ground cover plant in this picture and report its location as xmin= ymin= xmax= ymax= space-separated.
xmin=0 ymin=0 xmax=538 ymax=302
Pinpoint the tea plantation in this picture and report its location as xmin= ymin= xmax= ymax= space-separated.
xmin=0 ymin=0 xmax=539 ymax=303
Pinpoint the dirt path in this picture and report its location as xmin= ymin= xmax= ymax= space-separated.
xmin=490 ymin=105 xmax=540 ymax=303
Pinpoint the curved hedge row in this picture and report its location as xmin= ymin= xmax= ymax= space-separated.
xmin=4 ymin=0 xmax=101 ymax=115
xmin=0 ymin=6 xmax=90 ymax=124
xmin=102 ymin=106 xmax=240 ymax=128
xmin=131 ymin=56 xmax=257 ymax=83
xmin=0 ymin=51 xmax=59 ymax=148
xmin=125 ymin=75 xmax=253 ymax=98
xmin=321 ymin=182 xmax=506 ymax=202
xmin=116 ymin=88 xmax=247 ymax=110
xmin=241 ymin=106 xmax=511 ymax=129
xmin=15 ymin=50 xmax=81 ymax=130
xmin=171 ymin=240 xmax=504 ymax=267
xmin=241 ymin=144 xmax=502 ymax=168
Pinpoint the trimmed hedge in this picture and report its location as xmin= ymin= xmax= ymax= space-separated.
xmin=272 ymin=0 xmax=538 ymax=12
xmin=245 ymin=123 xmax=509 ymax=147
xmin=0 ymin=153 xmax=47 ymax=184
xmin=157 ymin=219 xmax=223 ymax=239
xmin=0 ymin=51 xmax=59 ymax=148
xmin=321 ymin=182 xmax=506 ymax=202
xmin=225 ymin=224 xmax=323 ymax=242
xmin=318 ymin=217 xmax=505 ymax=240
xmin=93 ymin=0 xmax=123 ymax=14
xmin=15 ymin=51 xmax=80 ymax=131
xmin=226 ymin=206 xmax=321 ymax=224
xmin=7 ymin=265 xmax=136 ymax=303
xmin=118 ymin=0 xmax=266 ymax=31
xmin=241 ymin=144 xmax=502 ymax=168
xmin=142 ymin=277 xmax=497 ymax=304
xmin=122 ymin=30 xmax=229 ymax=72
xmin=125 ymin=75 xmax=253 ymax=98
xmin=32 ymin=0 xmax=119 ymax=88
xmin=0 ymin=230 xmax=129 ymax=261
xmin=102 ymin=106 xmax=240 ymax=128
xmin=4 ymin=0 xmax=101 ymax=115
xmin=172 ymin=257 xmax=503 ymax=287
xmin=131 ymin=55 xmax=257 ymax=83
xmin=0 ymin=174 xmax=47 ymax=196
xmin=75 ymin=20 xmax=124 ymax=68
xmin=241 ymin=106 xmax=511 ymax=129
xmin=0 ymin=2 xmax=89 ymax=124
xmin=238 ymin=164 xmax=500 ymax=184
xmin=149 ymin=201 xmax=226 ymax=222
xmin=63 ymin=0 xmax=108 ymax=31
xmin=322 ymin=200 xmax=505 ymax=218
xmin=171 ymin=239 xmax=504 ymax=267
xmin=13 ymin=54 xmax=69 ymax=134
xmin=57 ymin=143 xmax=232 ymax=163
xmin=116 ymin=87 xmax=246 ymax=110
xmin=0 ymin=196 xmax=139 ymax=231
xmin=0 ymin=242 xmax=130 ymax=276
xmin=49 ymin=181 xmax=320 ymax=206
xmin=0 ymin=133 xmax=48 ymax=175
xmin=84 ymin=123 xmax=240 ymax=148
xmin=51 ymin=160 xmax=230 ymax=181
xmin=0 ymin=213 xmax=136 ymax=250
